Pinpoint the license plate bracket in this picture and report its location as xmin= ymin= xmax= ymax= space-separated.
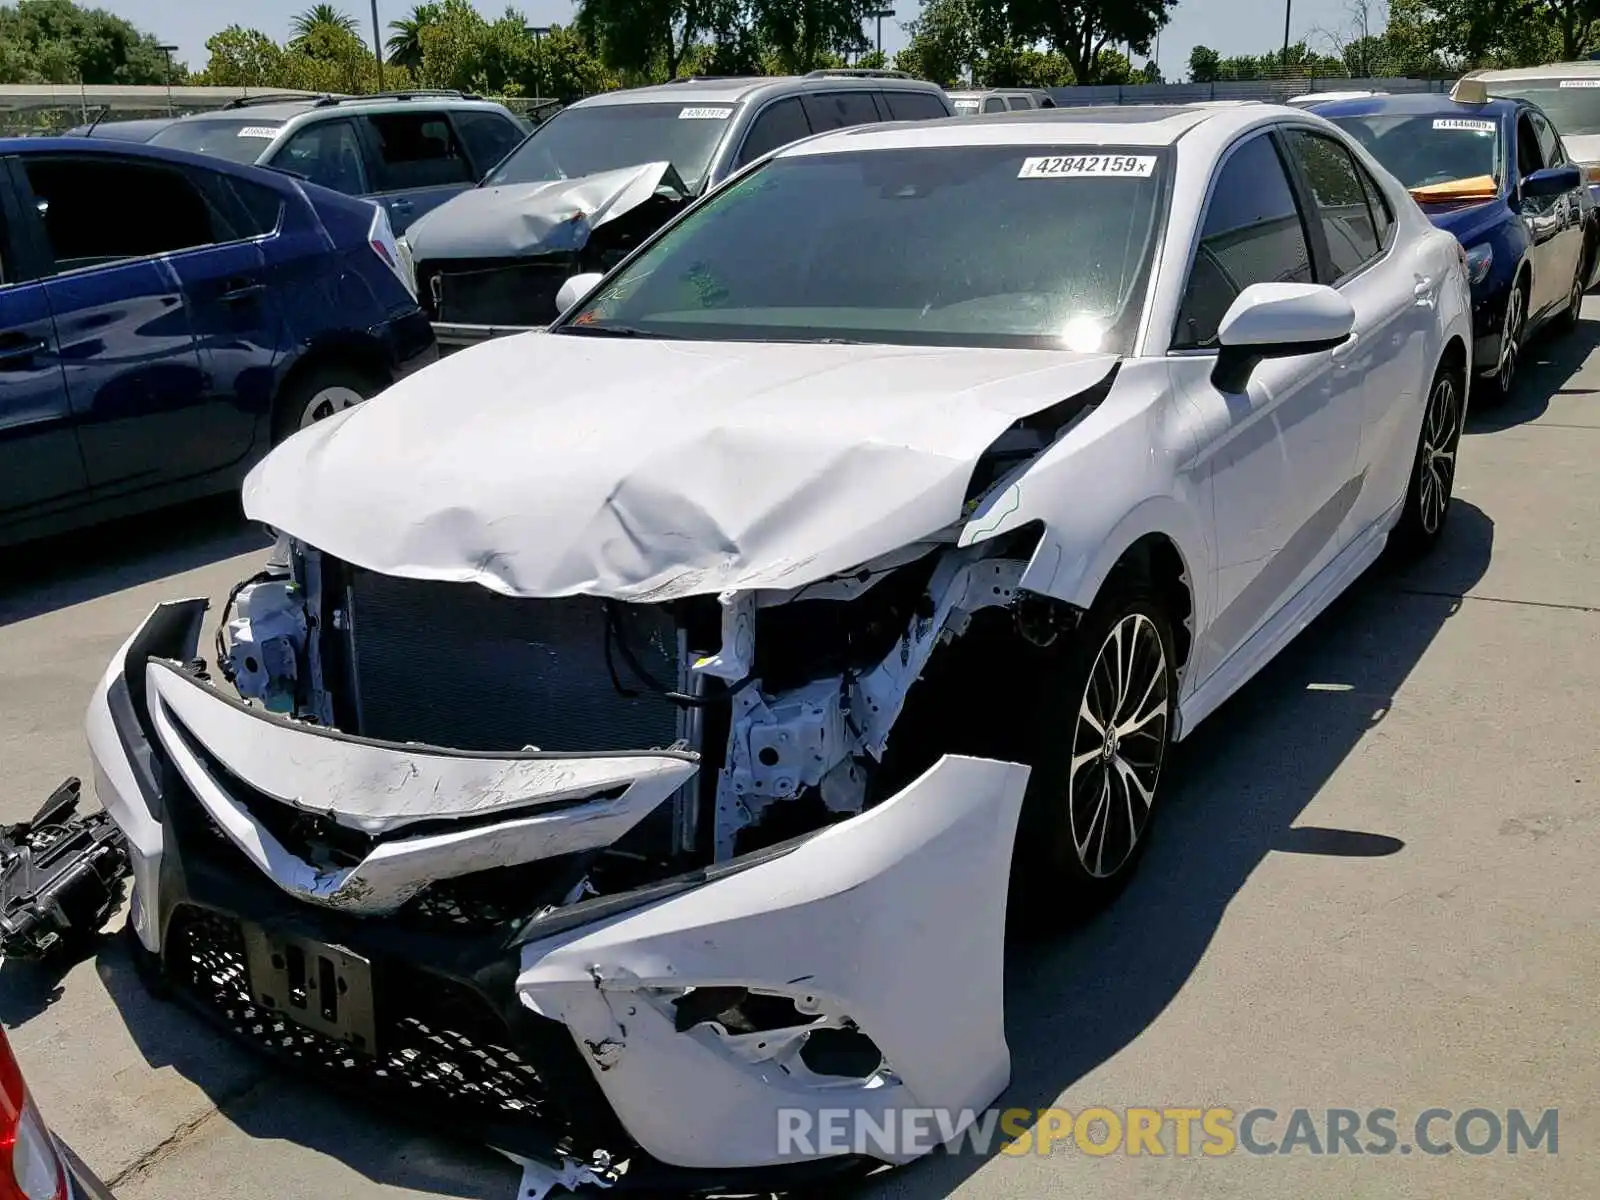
xmin=241 ymin=923 xmax=377 ymax=1054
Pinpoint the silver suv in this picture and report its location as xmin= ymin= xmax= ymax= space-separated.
xmin=146 ymin=90 xmax=530 ymax=234
xmin=947 ymin=88 xmax=1058 ymax=115
xmin=400 ymin=71 xmax=953 ymax=347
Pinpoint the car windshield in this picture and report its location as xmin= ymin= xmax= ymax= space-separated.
xmin=149 ymin=117 xmax=287 ymax=164
xmin=485 ymin=103 xmax=732 ymax=191
xmin=1328 ymin=113 xmax=1502 ymax=189
xmin=558 ymin=145 xmax=1166 ymax=353
xmin=1488 ymin=80 xmax=1600 ymax=136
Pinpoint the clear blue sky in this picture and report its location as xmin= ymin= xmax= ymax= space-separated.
xmin=109 ymin=0 xmax=1362 ymax=83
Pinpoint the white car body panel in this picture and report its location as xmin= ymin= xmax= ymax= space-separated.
xmin=516 ymin=754 xmax=1029 ymax=1170
xmin=84 ymin=102 xmax=1475 ymax=1182
xmin=243 ymin=336 xmax=1119 ymax=602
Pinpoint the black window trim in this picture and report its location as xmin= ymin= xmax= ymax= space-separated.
xmin=1276 ymin=123 xmax=1393 ymax=288
xmin=1166 ymin=126 xmax=1319 ymax=354
xmin=5 ymin=151 xmax=247 ymax=282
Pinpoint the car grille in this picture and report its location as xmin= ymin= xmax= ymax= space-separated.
xmin=418 ymin=255 xmax=576 ymax=327
xmin=344 ymin=570 xmax=683 ymax=754
xmin=166 ymin=905 xmax=552 ymax=1126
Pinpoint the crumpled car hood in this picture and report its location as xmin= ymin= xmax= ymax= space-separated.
xmin=401 ymin=162 xmax=683 ymax=260
xmin=243 ymin=334 xmax=1119 ymax=600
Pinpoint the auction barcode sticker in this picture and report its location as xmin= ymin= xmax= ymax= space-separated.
xmin=1019 ymin=154 xmax=1157 ymax=179
xmin=1434 ymin=118 xmax=1496 ymax=132
xmin=236 ymin=125 xmax=282 ymax=139
xmin=1560 ymin=79 xmax=1600 ymax=87
xmin=679 ymin=106 xmax=733 ymax=119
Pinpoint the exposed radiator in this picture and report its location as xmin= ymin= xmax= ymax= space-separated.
xmin=344 ymin=571 xmax=682 ymax=754
xmin=419 ymin=255 xmax=576 ymax=327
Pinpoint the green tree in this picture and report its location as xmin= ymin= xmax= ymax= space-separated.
xmin=982 ymin=44 xmax=1073 ymax=85
xmin=1188 ymin=43 xmax=1220 ymax=82
xmin=387 ymin=3 xmax=441 ymax=69
xmin=197 ymin=25 xmax=286 ymax=86
xmin=290 ymin=4 xmax=360 ymax=46
xmin=750 ymin=0 xmax=877 ymax=74
xmin=996 ymin=0 xmax=1178 ymax=83
xmin=898 ymin=0 xmax=981 ymax=85
xmin=576 ymin=0 xmax=738 ymax=80
xmin=0 ymin=0 xmax=188 ymax=84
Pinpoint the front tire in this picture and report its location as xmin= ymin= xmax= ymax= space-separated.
xmin=1478 ymin=280 xmax=1525 ymax=406
xmin=1392 ymin=361 xmax=1463 ymax=556
xmin=1012 ymin=582 xmax=1178 ymax=922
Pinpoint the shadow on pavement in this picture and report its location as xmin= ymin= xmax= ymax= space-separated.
xmin=860 ymin=501 xmax=1494 ymax=1200
xmin=91 ymin=929 xmax=517 ymax=1198
xmin=1466 ymin=314 xmax=1600 ymax=434
xmin=0 ymin=496 xmax=269 ymax=629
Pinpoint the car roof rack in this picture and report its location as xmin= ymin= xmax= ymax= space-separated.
xmin=805 ymin=68 xmax=913 ymax=79
xmin=312 ymin=89 xmax=481 ymax=107
xmin=223 ymin=92 xmax=333 ymax=109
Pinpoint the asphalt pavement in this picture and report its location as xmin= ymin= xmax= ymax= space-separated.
xmin=1 ymin=307 xmax=1596 ymax=1200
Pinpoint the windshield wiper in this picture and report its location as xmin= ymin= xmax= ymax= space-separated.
xmin=555 ymin=323 xmax=662 ymax=338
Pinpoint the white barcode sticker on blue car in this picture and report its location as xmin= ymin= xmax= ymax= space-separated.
xmin=1433 ymin=118 xmax=1496 ymax=132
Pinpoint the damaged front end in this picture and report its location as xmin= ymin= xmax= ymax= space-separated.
xmin=404 ymin=162 xmax=691 ymax=350
xmin=84 ymin=347 xmax=1128 ymax=1190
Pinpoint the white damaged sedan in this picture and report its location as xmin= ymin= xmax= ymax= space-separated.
xmin=86 ymin=102 xmax=1470 ymax=1191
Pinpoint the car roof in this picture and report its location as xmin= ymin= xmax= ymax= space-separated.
xmin=573 ymin=74 xmax=946 ymax=109
xmin=162 ymin=94 xmax=514 ymax=126
xmin=1306 ymin=92 xmax=1521 ymax=120
xmin=947 ymin=88 xmax=1050 ymax=98
xmin=0 ymin=133 xmax=302 ymax=176
xmin=771 ymin=102 xmax=1281 ymax=156
xmin=1471 ymin=61 xmax=1600 ymax=82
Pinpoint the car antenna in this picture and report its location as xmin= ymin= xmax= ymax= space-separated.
xmin=80 ymin=104 xmax=110 ymax=137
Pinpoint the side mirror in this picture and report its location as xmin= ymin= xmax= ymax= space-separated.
xmin=555 ymin=272 xmax=605 ymax=316
xmin=1211 ymin=282 xmax=1355 ymax=392
xmin=1522 ymin=163 xmax=1582 ymax=198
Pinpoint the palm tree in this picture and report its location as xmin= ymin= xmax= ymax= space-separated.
xmin=386 ymin=3 xmax=441 ymax=70
xmin=290 ymin=4 xmax=359 ymax=46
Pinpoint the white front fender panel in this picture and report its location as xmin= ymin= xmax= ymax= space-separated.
xmin=515 ymin=754 xmax=1029 ymax=1170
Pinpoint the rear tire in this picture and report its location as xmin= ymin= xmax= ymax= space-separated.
xmin=1392 ymin=360 xmax=1463 ymax=557
xmin=1011 ymin=579 xmax=1178 ymax=930
xmin=271 ymin=363 xmax=382 ymax=445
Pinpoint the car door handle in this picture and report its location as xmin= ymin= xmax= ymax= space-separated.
xmin=220 ymin=282 xmax=266 ymax=303
xmin=390 ymin=198 xmax=413 ymax=212
xmin=0 ymin=337 xmax=47 ymax=367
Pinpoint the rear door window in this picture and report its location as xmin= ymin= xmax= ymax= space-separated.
xmin=883 ymin=91 xmax=949 ymax=121
xmin=21 ymin=155 xmax=227 ymax=271
xmin=802 ymin=91 xmax=884 ymax=132
xmin=737 ymin=97 xmax=812 ymax=166
xmin=1007 ymin=96 xmax=1033 ymax=111
xmin=273 ymin=118 xmax=368 ymax=195
xmin=361 ymin=111 xmax=474 ymax=191
xmin=983 ymin=97 xmax=1008 ymax=114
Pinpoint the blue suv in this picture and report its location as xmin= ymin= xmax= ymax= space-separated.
xmin=0 ymin=136 xmax=437 ymax=547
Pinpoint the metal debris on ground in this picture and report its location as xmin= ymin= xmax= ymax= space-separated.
xmin=0 ymin=777 xmax=131 ymax=964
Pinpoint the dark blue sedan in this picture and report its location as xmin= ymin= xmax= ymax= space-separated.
xmin=0 ymin=136 xmax=437 ymax=547
xmin=1307 ymin=88 xmax=1599 ymax=403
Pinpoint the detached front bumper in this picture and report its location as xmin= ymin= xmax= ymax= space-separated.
xmin=86 ymin=601 xmax=1028 ymax=1189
